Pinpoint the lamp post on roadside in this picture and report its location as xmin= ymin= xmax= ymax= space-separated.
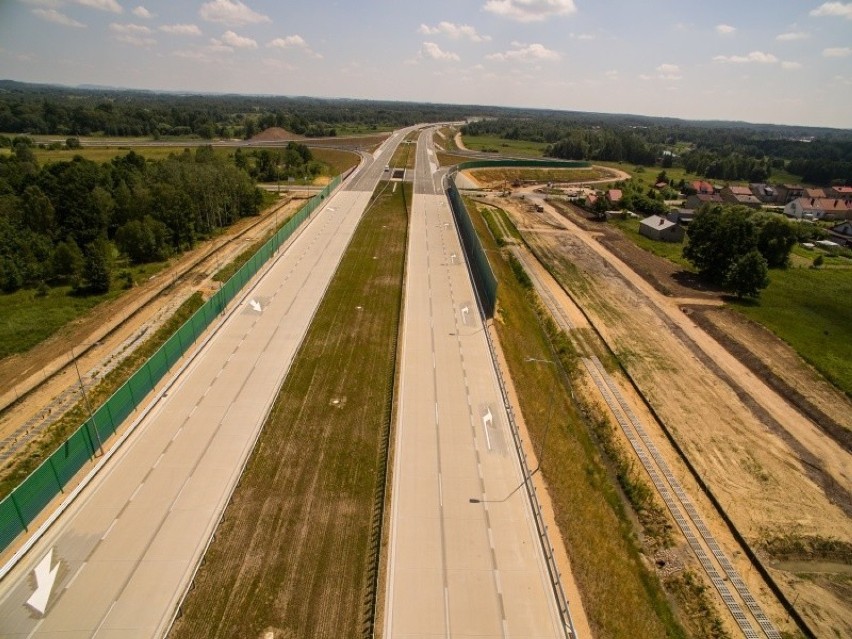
xmin=71 ymin=345 xmax=104 ymax=456
xmin=524 ymin=356 xmax=558 ymax=473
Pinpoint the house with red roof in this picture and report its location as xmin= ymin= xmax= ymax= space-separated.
xmin=721 ymin=185 xmax=762 ymax=208
xmin=784 ymin=197 xmax=852 ymax=221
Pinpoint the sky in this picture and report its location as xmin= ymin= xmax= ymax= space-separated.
xmin=1 ymin=0 xmax=851 ymax=129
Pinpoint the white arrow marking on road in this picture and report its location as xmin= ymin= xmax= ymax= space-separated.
xmin=248 ymin=299 xmax=262 ymax=313
xmin=450 ymin=253 xmax=457 ymax=264
xmin=482 ymin=408 xmax=493 ymax=451
xmin=26 ymin=548 xmax=59 ymax=616
xmin=461 ymin=305 xmax=470 ymax=325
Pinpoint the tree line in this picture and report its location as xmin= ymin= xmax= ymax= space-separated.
xmin=462 ymin=116 xmax=852 ymax=186
xmin=0 ymin=80 xmax=477 ymax=139
xmin=0 ymin=143 xmax=261 ymax=294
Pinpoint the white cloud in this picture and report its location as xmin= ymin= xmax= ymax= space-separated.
xmin=131 ymin=5 xmax=152 ymax=18
xmin=823 ymin=46 xmax=852 ymax=56
xmin=483 ymin=0 xmax=576 ymax=23
xmin=32 ymin=8 xmax=87 ymax=27
xmin=604 ymin=69 xmax=618 ymax=80
xmin=486 ymin=41 xmax=560 ymax=62
xmin=572 ymin=32 xmax=595 ymax=40
xmin=218 ymin=30 xmax=257 ymax=48
xmin=418 ymin=22 xmax=491 ymax=42
xmin=199 ymin=0 xmax=270 ymax=26
xmin=640 ymin=63 xmax=682 ymax=81
xmin=109 ymin=22 xmax=151 ymax=34
xmin=776 ymin=31 xmax=809 ymax=41
xmin=781 ymin=60 xmax=803 ymax=69
xmin=75 ymin=0 xmax=123 ymax=13
xmin=267 ymin=35 xmax=307 ymax=48
xmin=267 ymin=35 xmax=321 ymax=58
xmin=713 ymin=51 xmax=778 ymax=63
xmin=809 ymin=2 xmax=852 ymax=19
xmin=113 ymin=34 xmax=156 ymax=46
xmin=159 ymin=24 xmax=202 ymax=36
xmin=715 ymin=24 xmax=736 ymax=35
xmin=420 ymin=42 xmax=460 ymax=61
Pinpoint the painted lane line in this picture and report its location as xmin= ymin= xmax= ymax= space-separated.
xmin=152 ymin=452 xmax=165 ymax=469
xmin=438 ymin=475 xmax=444 ymax=508
xmin=444 ymin=586 xmax=451 ymax=638
xmin=63 ymin=561 xmax=86 ymax=591
xmin=171 ymin=427 xmax=183 ymax=442
xmin=128 ymin=483 xmax=143 ymax=503
xmin=91 ymin=600 xmax=117 ymax=638
xmin=101 ymin=519 xmax=118 ymax=541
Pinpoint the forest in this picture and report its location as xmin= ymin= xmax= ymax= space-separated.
xmin=0 ymin=141 xmax=261 ymax=294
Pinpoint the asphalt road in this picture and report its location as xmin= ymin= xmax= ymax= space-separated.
xmin=0 ymin=129 xmax=411 ymax=638
xmin=383 ymin=129 xmax=565 ymax=637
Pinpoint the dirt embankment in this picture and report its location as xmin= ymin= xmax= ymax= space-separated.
xmin=481 ymin=189 xmax=851 ymax=637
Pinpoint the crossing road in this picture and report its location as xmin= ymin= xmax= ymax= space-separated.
xmin=0 ymin=129 xmax=412 ymax=638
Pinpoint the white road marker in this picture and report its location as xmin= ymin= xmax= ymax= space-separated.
xmin=26 ymin=548 xmax=59 ymax=616
xmin=248 ymin=299 xmax=262 ymax=313
xmin=461 ymin=305 xmax=470 ymax=326
xmin=482 ymin=408 xmax=493 ymax=451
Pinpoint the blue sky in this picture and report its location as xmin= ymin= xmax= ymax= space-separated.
xmin=1 ymin=0 xmax=851 ymax=128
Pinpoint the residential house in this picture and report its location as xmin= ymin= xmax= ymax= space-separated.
xmin=827 ymin=220 xmax=852 ymax=247
xmin=828 ymin=186 xmax=852 ymax=202
xmin=784 ymin=197 xmax=852 ymax=220
xmin=689 ymin=180 xmax=714 ymax=195
xmin=685 ymin=193 xmax=723 ymax=210
xmin=749 ymin=183 xmax=776 ymax=202
xmin=667 ymin=209 xmax=696 ymax=225
xmin=776 ymin=184 xmax=805 ymax=204
xmin=639 ymin=215 xmax=685 ymax=242
xmin=721 ymin=185 xmax=762 ymax=208
xmin=803 ymin=188 xmax=827 ymax=199
xmin=585 ymin=193 xmax=599 ymax=209
xmin=606 ymin=189 xmax=623 ymax=206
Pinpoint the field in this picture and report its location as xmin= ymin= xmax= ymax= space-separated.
xmin=169 ymin=182 xmax=408 ymax=639
xmin=729 ymin=267 xmax=852 ymax=396
xmin=464 ymin=198 xmax=689 ymax=639
xmin=460 ymin=134 xmax=549 ymax=157
xmin=0 ymin=261 xmax=167 ymax=359
xmin=469 ymin=166 xmax=611 ymax=186
xmin=609 ymin=218 xmax=693 ymax=268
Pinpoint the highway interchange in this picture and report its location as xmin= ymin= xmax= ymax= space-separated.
xmin=0 ymin=127 xmax=568 ymax=638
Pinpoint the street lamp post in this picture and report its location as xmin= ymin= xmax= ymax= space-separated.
xmin=524 ymin=356 xmax=558 ymax=473
xmin=71 ymin=346 xmax=104 ymax=456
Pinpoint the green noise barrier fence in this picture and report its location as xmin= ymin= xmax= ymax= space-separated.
xmin=445 ymin=159 xmax=591 ymax=318
xmin=446 ymin=169 xmax=498 ymax=318
xmin=0 ymin=175 xmax=341 ymax=554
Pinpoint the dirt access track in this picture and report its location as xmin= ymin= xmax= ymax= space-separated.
xmin=462 ymin=169 xmax=851 ymax=637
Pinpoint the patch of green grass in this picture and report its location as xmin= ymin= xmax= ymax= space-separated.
xmin=0 ymin=261 xmax=167 ymax=359
xmin=729 ymin=267 xmax=852 ymax=396
xmin=170 ymin=182 xmax=408 ymax=639
xmin=309 ymin=147 xmax=360 ymax=176
xmin=0 ymin=291 xmax=204 ymax=499
xmin=609 ymin=218 xmax=693 ymax=269
xmin=463 ymin=197 xmax=687 ymax=639
xmin=469 ymin=167 xmax=608 ymax=185
xmin=461 ymin=134 xmax=548 ymax=157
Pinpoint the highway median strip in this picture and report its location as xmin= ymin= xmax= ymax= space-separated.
xmin=169 ymin=181 xmax=409 ymax=639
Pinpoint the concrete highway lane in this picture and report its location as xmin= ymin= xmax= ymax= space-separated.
xmin=0 ymin=128 xmax=412 ymax=638
xmin=384 ymin=129 xmax=565 ymax=637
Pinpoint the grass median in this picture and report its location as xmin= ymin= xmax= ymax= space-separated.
xmin=169 ymin=181 xmax=409 ymax=639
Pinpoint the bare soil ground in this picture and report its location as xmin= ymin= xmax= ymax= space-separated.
xmin=251 ymin=127 xmax=305 ymax=141
xmin=471 ymin=186 xmax=852 ymax=638
xmin=0 ymin=195 xmax=310 ymax=485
